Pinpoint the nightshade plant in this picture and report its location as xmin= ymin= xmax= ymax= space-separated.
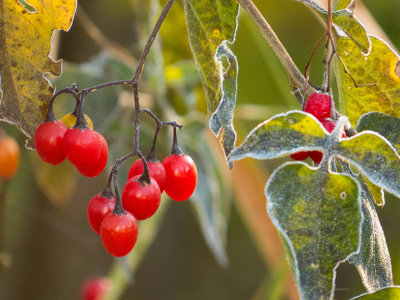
xmin=1 ymin=0 xmax=400 ymax=299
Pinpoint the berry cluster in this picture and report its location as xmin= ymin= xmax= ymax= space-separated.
xmin=34 ymin=106 xmax=108 ymax=178
xmin=87 ymin=128 xmax=197 ymax=257
xmin=291 ymin=92 xmax=345 ymax=163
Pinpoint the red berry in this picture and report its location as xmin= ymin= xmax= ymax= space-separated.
xmin=304 ymin=92 xmax=331 ymax=120
xmin=63 ymin=128 xmax=108 ymax=177
xmin=122 ymin=175 xmax=161 ymax=220
xmin=290 ymin=151 xmax=310 ymax=161
xmin=87 ymin=193 xmax=115 ymax=235
xmin=34 ymin=120 xmax=68 ymax=165
xmin=162 ymin=154 xmax=197 ymax=201
xmin=81 ymin=277 xmax=111 ymax=300
xmin=320 ymin=119 xmax=346 ymax=138
xmin=127 ymin=159 xmax=166 ymax=192
xmin=309 ymin=151 xmax=323 ymax=164
xmin=76 ymin=134 xmax=108 ymax=177
xmin=100 ymin=212 xmax=138 ymax=257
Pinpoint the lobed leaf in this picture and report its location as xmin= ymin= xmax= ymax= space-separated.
xmin=266 ymin=162 xmax=361 ymax=300
xmin=352 ymin=286 xmax=400 ymax=300
xmin=335 ymin=36 xmax=400 ymax=126
xmin=0 ymin=0 xmax=77 ymax=139
xmin=337 ymin=132 xmax=400 ymax=198
xmin=349 ymin=175 xmax=393 ymax=292
xmin=184 ymin=0 xmax=239 ymax=158
xmin=228 ymin=111 xmax=327 ymax=162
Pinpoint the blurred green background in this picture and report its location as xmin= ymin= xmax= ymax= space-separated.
xmin=1 ymin=0 xmax=400 ymax=299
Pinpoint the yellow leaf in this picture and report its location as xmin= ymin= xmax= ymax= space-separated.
xmin=335 ymin=36 xmax=400 ymax=126
xmin=0 ymin=0 xmax=77 ymax=138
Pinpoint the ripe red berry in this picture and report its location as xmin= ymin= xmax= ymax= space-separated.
xmin=309 ymin=151 xmax=323 ymax=164
xmin=162 ymin=154 xmax=197 ymax=201
xmin=122 ymin=175 xmax=161 ymax=220
xmin=63 ymin=128 xmax=108 ymax=177
xmin=290 ymin=119 xmax=345 ymax=163
xmin=81 ymin=277 xmax=111 ymax=300
xmin=34 ymin=120 xmax=68 ymax=165
xmin=304 ymin=92 xmax=331 ymax=120
xmin=76 ymin=134 xmax=108 ymax=177
xmin=100 ymin=212 xmax=138 ymax=257
xmin=127 ymin=159 xmax=166 ymax=192
xmin=290 ymin=151 xmax=309 ymax=161
xmin=87 ymin=193 xmax=115 ymax=235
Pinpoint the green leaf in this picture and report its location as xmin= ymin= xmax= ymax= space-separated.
xmin=335 ymin=36 xmax=400 ymax=126
xmin=356 ymin=112 xmax=400 ymax=152
xmin=296 ymin=0 xmax=369 ymax=53
xmin=349 ymin=175 xmax=393 ymax=292
xmin=228 ymin=111 xmax=327 ymax=162
xmin=184 ymin=0 xmax=239 ymax=158
xmin=332 ymin=10 xmax=370 ymax=53
xmin=209 ymin=44 xmax=238 ymax=165
xmin=266 ymin=162 xmax=361 ymax=300
xmin=337 ymin=132 xmax=400 ymax=198
xmin=352 ymin=287 xmax=400 ymax=299
xmin=0 ymin=0 xmax=76 ymax=139
xmin=333 ymin=0 xmax=352 ymax=11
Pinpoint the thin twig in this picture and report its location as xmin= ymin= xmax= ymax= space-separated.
xmin=237 ymin=0 xmax=315 ymax=99
xmin=131 ymin=0 xmax=175 ymax=152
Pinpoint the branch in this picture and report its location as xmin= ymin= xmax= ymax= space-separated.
xmin=237 ymin=0 xmax=315 ymax=97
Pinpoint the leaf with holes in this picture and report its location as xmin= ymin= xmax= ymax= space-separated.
xmin=335 ymin=36 xmax=400 ymax=126
xmin=184 ymin=0 xmax=239 ymax=159
xmin=348 ymin=174 xmax=392 ymax=293
xmin=227 ymin=111 xmax=328 ymax=162
xmin=0 ymin=0 xmax=77 ymax=140
xmin=266 ymin=162 xmax=361 ymax=300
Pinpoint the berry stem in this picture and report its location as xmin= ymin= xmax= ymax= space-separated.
xmin=140 ymin=107 xmax=182 ymax=161
xmin=171 ymin=127 xmax=183 ymax=155
xmin=72 ymin=91 xmax=90 ymax=130
xmin=100 ymin=174 xmax=115 ymax=199
xmin=111 ymin=172 xmax=126 ymax=216
xmin=137 ymin=152 xmax=151 ymax=186
xmin=147 ymin=126 xmax=160 ymax=162
xmin=46 ymin=84 xmax=79 ymax=121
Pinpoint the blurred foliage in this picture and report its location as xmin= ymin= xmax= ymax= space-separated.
xmin=2 ymin=0 xmax=400 ymax=300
